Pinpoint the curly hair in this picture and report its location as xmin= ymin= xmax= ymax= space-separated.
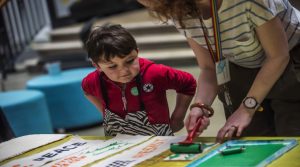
xmin=146 ymin=0 xmax=199 ymax=28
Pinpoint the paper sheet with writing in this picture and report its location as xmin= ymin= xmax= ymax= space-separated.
xmin=4 ymin=136 xmax=103 ymax=167
xmin=0 ymin=134 xmax=68 ymax=162
xmin=44 ymin=135 xmax=152 ymax=167
xmin=92 ymin=136 xmax=185 ymax=167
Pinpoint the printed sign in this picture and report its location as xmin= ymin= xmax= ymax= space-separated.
xmin=93 ymin=136 xmax=185 ymax=167
xmin=44 ymin=135 xmax=152 ymax=167
xmin=0 ymin=134 xmax=68 ymax=162
xmin=5 ymin=136 xmax=100 ymax=167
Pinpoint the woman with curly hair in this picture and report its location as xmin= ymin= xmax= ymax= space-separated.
xmin=137 ymin=0 xmax=300 ymax=142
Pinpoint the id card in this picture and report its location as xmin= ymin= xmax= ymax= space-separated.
xmin=216 ymin=58 xmax=231 ymax=85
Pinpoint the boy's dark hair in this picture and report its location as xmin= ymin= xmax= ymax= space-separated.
xmin=85 ymin=24 xmax=137 ymax=63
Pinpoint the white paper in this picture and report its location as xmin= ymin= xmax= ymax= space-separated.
xmin=44 ymin=135 xmax=152 ymax=167
xmin=93 ymin=136 xmax=185 ymax=167
xmin=0 ymin=134 xmax=68 ymax=162
xmin=3 ymin=136 xmax=104 ymax=167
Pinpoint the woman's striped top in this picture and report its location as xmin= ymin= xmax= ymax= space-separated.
xmin=174 ymin=0 xmax=300 ymax=68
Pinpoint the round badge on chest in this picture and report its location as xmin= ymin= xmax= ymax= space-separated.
xmin=143 ymin=83 xmax=154 ymax=93
xmin=130 ymin=87 xmax=139 ymax=96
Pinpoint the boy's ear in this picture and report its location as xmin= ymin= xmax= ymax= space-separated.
xmin=92 ymin=62 xmax=101 ymax=71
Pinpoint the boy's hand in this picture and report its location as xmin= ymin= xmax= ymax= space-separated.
xmin=170 ymin=118 xmax=184 ymax=133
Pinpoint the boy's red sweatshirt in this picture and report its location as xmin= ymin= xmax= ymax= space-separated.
xmin=82 ymin=58 xmax=196 ymax=124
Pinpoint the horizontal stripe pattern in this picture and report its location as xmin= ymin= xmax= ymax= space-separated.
xmin=174 ymin=0 xmax=300 ymax=68
xmin=103 ymin=109 xmax=173 ymax=136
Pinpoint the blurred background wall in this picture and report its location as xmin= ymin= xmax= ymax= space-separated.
xmin=0 ymin=0 xmax=143 ymax=88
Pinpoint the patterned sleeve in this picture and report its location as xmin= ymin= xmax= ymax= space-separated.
xmin=248 ymin=0 xmax=287 ymax=27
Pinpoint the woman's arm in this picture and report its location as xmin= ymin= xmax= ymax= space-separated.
xmin=217 ymin=17 xmax=290 ymax=142
xmin=187 ymin=37 xmax=219 ymax=105
xmin=184 ymin=37 xmax=219 ymax=133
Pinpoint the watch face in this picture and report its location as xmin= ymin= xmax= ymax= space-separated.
xmin=244 ymin=97 xmax=257 ymax=109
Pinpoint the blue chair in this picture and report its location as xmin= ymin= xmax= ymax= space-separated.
xmin=26 ymin=68 xmax=103 ymax=130
xmin=0 ymin=90 xmax=53 ymax=137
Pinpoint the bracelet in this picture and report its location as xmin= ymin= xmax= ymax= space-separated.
xmin=190 ymin=102 xmax=214 ymax=117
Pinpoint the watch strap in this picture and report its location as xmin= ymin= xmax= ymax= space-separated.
xmin=243 ymin=97 xmax=264 ymax=112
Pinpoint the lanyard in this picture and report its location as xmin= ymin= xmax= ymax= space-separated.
xmin=199 ymin=0 xmax=223 ymax=63
xmin=198 ymin=0 xmax=234 ymax=112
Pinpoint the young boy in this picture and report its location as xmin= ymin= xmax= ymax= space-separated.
xmin=82 ymin=24 xmax=196 ymax=136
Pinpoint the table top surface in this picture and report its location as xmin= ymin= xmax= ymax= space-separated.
xmin=0 ymin=135 xmax=299 ymax=167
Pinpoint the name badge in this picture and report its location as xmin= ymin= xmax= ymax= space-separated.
xmin=215 ymin=58 xmax=231 ymax=85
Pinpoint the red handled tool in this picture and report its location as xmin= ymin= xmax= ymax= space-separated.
xmin=170 ymin=103 xmax=214 ymax=154
xmin=179 ymin=117 xmax=203 ymax=144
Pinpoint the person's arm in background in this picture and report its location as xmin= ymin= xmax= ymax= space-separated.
xmin=216 ymin=17 xmax=290 ymax=142
xmin=184 ymin=37 xmax=219 ymax=134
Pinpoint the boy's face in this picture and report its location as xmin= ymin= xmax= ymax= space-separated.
xmin=95 ymin=50 xmax=140 ymax=83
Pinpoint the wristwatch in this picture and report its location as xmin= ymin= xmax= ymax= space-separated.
xmin=242 ymin=97 xmax=260 ymax=110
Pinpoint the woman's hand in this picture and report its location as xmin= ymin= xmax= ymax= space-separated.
xmin=185 ymin=107 xmax=210 ymax=135
xmin=216 ymin=105 xmax=255 ymax=143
